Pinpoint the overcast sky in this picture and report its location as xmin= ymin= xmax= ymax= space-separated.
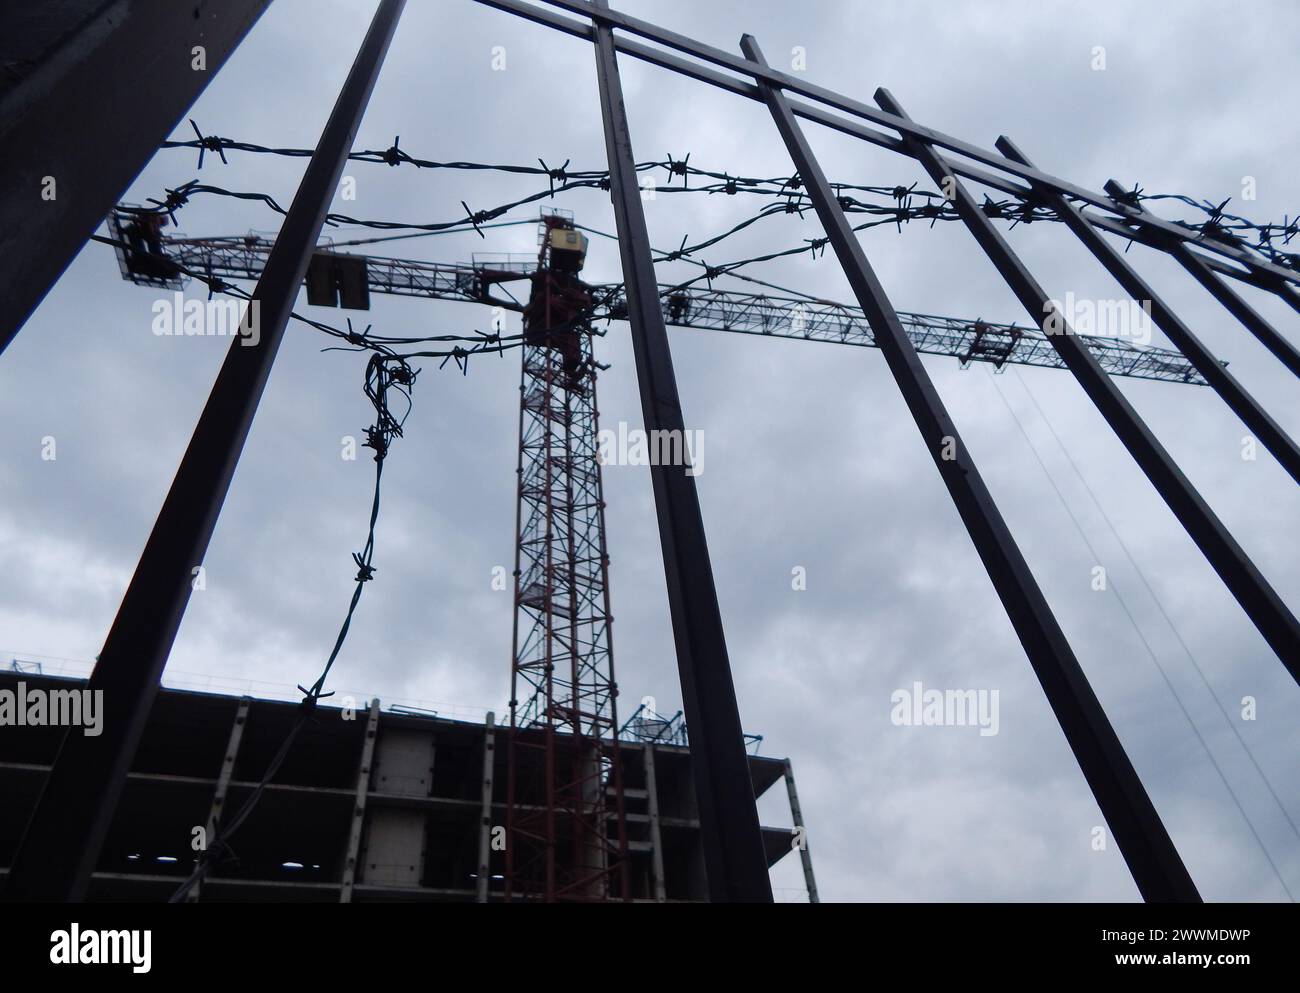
xmin=3 ymin=0 xmax=1299 ymax=902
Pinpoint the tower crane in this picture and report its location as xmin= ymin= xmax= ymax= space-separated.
xmin=110 ymin=213 xmax=1207 ymax=384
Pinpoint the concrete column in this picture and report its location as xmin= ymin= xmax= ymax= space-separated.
xmin=476 ymin=712 xmax=496 ymax=903
xmin=187 ymin=696 xmax=250 ymax=903
xmin=784 ymin=758 xmax=819 ymax=904
xmin=339 ymin=698 xmax=380 ymax=902
xmin=643 ymin=745 xmax=667 ymax=903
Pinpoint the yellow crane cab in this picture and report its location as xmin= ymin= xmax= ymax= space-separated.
xmin=547 ymin=227 xmax=588 ymax=273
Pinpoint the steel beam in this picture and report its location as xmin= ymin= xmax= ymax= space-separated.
xmin=589 ymin=0 xmax=771 ymax=903
xmin=1102 ymin=181 xmax=1300 ymax=381
xmin=0 ymin=0 xmax=270 ymax=353
xmin=874 ymin=87 xmax=1300 ymax=686
xmin=472 ymin=0 xmax=1287 ymax=296
xmin=742 ymin=35 xmax=1199 ymax=903
xmin=3 ymin=0 xmax=407 ymax=903
xmin=995 ymin=138 xmax=1300 ymax=485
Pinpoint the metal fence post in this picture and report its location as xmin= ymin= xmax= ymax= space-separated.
xmin=1101 ymin=181 xmax=1300 ymax=381
xmin=588 ymin=0 xmax=772 ymax=902
xmin=994 ymin=137 xmax=1300 ymax=485
xmin=741 ymin=34 xmax=1200 ymax=903
xmin=872 ymin=87 xmax=1300 ymax=686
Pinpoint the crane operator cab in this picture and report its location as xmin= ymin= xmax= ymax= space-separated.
xmin=524 ymin=215 xmax=595 ymax=394
xmin=108 ymin=208 xmax=183 ymax=288
xmin=546 ymin=226 xmax=589 ymax=273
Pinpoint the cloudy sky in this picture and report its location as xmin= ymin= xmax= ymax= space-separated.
xmin=3 ymin=0 xmax=1299 ymax=902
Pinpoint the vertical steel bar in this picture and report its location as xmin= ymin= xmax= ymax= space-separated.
xmin=993 ymin=138 xmax=1300 ymax=486
xmin=1101 ymin=181 xmax=1300 ymax=380
xmin=0 ymin=0 xmax=271 ymax=352
xmin=504 ymin=353 xmax=527 ymax=903
xmin=185 ymin=695 xmax=251 ymax=903
xmin=642 ymin=744 xmax=667 ymax=903
xmin=477 ymin=712 xmax=497 ymax=903
xmin=782 ymin=759 xmax=819 ymax=904
xmin=3 ymin=0 xmax=407 ymax=902
xmin=872 ymin=88 xmax=1300 ymax=685
xmin=741 ymin=35 xmax=1200 ymax=903
xmin=541 ymin=348 xmax=557 ymax=901
xmin=589 ymin=0 xmax=771 ymax=902
xmin=339 ymin=698 xmax=381 ymax=903
xmin=590 ymin=371 xmax=631 ymax=901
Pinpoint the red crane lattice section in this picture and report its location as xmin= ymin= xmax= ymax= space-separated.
xmin=505 ymin=212 xmax=628 ymax=901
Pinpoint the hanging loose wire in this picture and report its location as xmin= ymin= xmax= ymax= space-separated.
xmin=169 ymin=353 xmax=418 ymax=902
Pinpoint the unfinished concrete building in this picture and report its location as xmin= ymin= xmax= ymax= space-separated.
xmin=0 ymin=669 xmax=817 ymax=902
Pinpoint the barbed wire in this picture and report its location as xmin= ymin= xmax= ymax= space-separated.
xmin=111 ymin=130 xmax=1300 ymax=385
xmin=126 ymin=170 xmax=1298 ymax=283
xmin=114 ymin=175 xmax=612 ymax=240
xmin=1106 ymin=184 xmax=1300 ymax=270
xmin=156 ymin=120 xmax=1300 ymax=270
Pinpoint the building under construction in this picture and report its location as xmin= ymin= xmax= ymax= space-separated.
xmin=0 ymin=668 xmax=817 ymax=902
